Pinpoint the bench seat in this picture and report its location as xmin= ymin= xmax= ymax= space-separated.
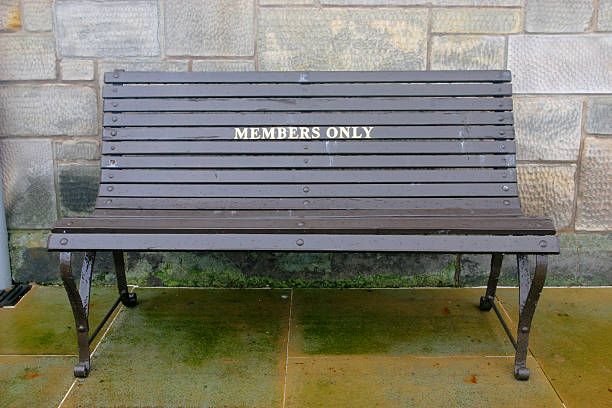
xmin=49 ymin=70 xmax=558 ymax=381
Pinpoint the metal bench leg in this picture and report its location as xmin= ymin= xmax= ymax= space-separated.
xmin=479 ymin=253 xmax=503 ymax=311
xmin=113 ymin=251 xmax=137 ymax=307
xmin=60 ymin=251 xmax=95 ymax=378
xmin=514 ymin=254 xmax=547 ymax=380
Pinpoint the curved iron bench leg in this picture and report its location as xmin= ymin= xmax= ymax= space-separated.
xmin=113 ymin=251 xmax=137 ymax=307
xmin=479 ymin=253 xmax=503 ymax=311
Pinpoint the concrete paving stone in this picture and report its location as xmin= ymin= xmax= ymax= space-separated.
xmin=517 ymin=164 xmax=576 ymax=230
xmin=432 ymin=8 xmax=521 ymax=34
xmin=514 ymin=96 xmax=582 ymax=161
xmin=599 ymin=0 xmax=612 ymax=31
xmin=0 ymin=286 xmax=119 ymax=354
xmin=430 ymin=35 xmax=505 ymax=70
xmin=497 ymin=288 xmax=612 ymax=408
xmin=0 ymin=0 xmax=20 ymax=31
xmin=585 ymin=97 xmax=612 ymax=135
xmin=285 ymin=355 xmax=561 ymax=407
xmin=56 ymin=0 xmax=159 ymax=57
xmin=60 ymin=59 xmax=95 ymax=81
xmin=0 ymin=35 xmax=56 ymax=80
xmin=0 ymin=85 xmax=97 ymax=137
xmin=576 ymin=138 xmax=612 ymax=231
xmin=164 ymin=0 xmax=254 ymax=56
xmin=508 ymin=35 xmax=612 ymax=93
xmin=290 ymin=289 xmax=514 ymax=356
xmin=62 ymin=288 xmax=290 ymax=407
xmin=525 ymin=0 xmax=594 ymax=33
xmin=0 ymin=356 xmax=76 ymax=408
xmin=23 ymin=0 xmax=53 ymax=31
xmin=258 ymin=8 xmax=428 ymax=70
xmin=192 ymin=60 xmax=255 ymax=71
xmin=0 ymin=139 xmax=56 ymax=229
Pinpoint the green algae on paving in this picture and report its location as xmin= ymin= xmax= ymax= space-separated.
xmin=62 ymin=288 xmax=290 ymax=408
xmin=497 ymin=288 xmax=612 ymax=408
xmin=0 ymin=356 xmax=76 ymax=408
xmin=290 ymin=289 xmax=514 ymax=356
xmin=285 ymin=355 xmax=562 ymax=408
xmin=0 ymin=285 xmax=119 ymax=355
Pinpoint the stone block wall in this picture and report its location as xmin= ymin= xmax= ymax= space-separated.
xmin=1 ymin=0 xmax=611 ymax=286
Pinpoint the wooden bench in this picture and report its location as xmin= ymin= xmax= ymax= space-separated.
xmin=48 ymin=70 xmax=559 ymax=380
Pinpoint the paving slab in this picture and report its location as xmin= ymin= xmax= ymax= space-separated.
xmin=0 ymin=285 xmax=119 ymax=355
xmin=497 ymin=288 xmax=612 ymax=408
xmin=0 ymin=356 xmax=76 ymax=408
xmin=285 ymin=355 xmax=561 ymax=407
xmin=62 ymin=288 xmax=290 ymax=407
xmin=290 ymin=288 xmax=514 ymax=356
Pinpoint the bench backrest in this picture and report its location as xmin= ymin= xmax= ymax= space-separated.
xmin=97 ymin=70 xmax=518 ymax=217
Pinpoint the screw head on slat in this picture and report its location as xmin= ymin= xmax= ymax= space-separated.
xmin=108 ymin=174 xmax=114 ymax=179
xmin=499 ymin=131 xmax=505 ymax=135
xmin=303 ymin=159 xmax=309 ymax=164
xmin=539 ymin=240 xmax=548 ymax=248
xmin=303 ymin=186 xmax=310 ymax=193
xmin=500 ymin=144 xmax=505 ymax=150
xmin=110 ymin=146 xmax=116 ymax=150
xmin=110 ymin=130 xmax=117 ymax=136
xmin=503 ymin=200 xmax=510 ymax=205
xmin=303 ymin=200 xmax=310 ymax=206
xmin=113 ymin=72 xmax=120 ymax=78
xmin=502 ymin=185 xmax=509 ymax=191
xmin=112 ymin=102 xmax=118 ymax=107
xmin=111 ymin=116 xmax=118 ymax=122
xmin=60 ymin=238 xmax=68 ymax=245
xmin=106 ymin=199 xmax=112 ymax=204
xmin=107 ymin=186 xmax=114 ymax=191
xmin=296 ymin=239 xmax=304 ymax=246
xmin=298 ymin=222 xmax=305 ymax=227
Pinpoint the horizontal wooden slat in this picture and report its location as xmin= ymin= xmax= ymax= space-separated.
xmin=102 ymin=141 xmax=515 ymax=155
xmin=95 ymin=197 xmax=521 ymax=211
xmin=98 ymin=183 xmax=518 ymax=198
xmin=48 ymin=233 xmax=559 ymax=253
xmin=104 ymin=97 xmax=513 ymax=112
xmin=93 ymin=207 xmax=523 ymax=217
xmin=103 ymin=83 xmax=512 ymax=98
xmin=104 ymin=111 xmax=513 ymax=127
xmin=53 ymin=216 xmax=554 ymax=235
xmin=104 ymin=70 xmax=512 ymax=84
xmin=103 ymin=126 xmax=515 ymax=141
xmin=101 ymin=169 xmax=516 ymax=183
xmin=101 ymin=154 xmax=514 ymax=169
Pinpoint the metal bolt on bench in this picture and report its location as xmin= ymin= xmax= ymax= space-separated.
xmin=48 ymin=70 xmax=558 ymax=380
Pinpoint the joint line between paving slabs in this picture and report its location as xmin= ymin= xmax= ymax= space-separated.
xmin=282 ymin=288 xmax=293 ymax=408
xmin=56 ymin=286 xmax=136 ymax=408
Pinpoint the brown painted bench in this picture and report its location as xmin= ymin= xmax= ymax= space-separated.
xmin=48 ymin=70 xmax=559 ymax=379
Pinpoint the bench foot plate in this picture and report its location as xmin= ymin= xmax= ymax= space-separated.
xmin=121 ymin=292 xmax=138 ymax=307
xmin=74 ymin=362 xmax=90 ymax=378
xmin=478 ymin=295 xmax=494 ymax=311
xmin=514 ymin=366 xmax=530 ymax=381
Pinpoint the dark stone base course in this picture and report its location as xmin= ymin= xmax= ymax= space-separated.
xmin=9 ymin=233 xmax=612 ymax=287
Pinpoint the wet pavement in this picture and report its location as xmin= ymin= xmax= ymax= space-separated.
xmin=0 ymin=286 xmax=610 ymax=407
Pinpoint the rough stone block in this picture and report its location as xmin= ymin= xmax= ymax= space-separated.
xmin=431 ymin=8 xmax=520 ymax=33
xmin=0 ymin=85 xmax=97 ymax=137
xmin=525 ymin=0 xmax=593 ymax=32
xmin=430 ymin=36 xmax=505 ymax=70
xmin=97 ymin=60 xmax=189 ymax=88
xmin=8 ymin=230 xmax=59 ymax=283
xmin=0 ymin=35 xmax=55 ymax=80
xmin=508 ymin=35 xmax=612 ymax=93
xmin=0 ymin=0 xmax=20 ymax=31
xmin=599 ymin=0 xmax=612 ymax=31
xmin=0 ymin=140 xmax=56 ymax=229
xmin=585 ymin=97 xmax=612 ymax=135
xmin=60 ymin=59 xmax=94 ymax=81
xmin=23 ymin=0 xmax=53 ymax=31
xmin=321 ymin=0 xmax=520 ymax=5
xmin=576 ymin=234 xmax=612 ymax=285
xmin=164 ymin=0 xmax=254 ymax=56
xmin=514 ymin=97 xmax=582 ymax=161
xmin=58 ymin=163 xmax=99 ymax=218
xmin=259 ymin=8 xmax=428 ymax=70
xmin=56 ymin=1 xmax=159 ymax=57
xmin=518 ymin=164 xmax=576 ymax=230
xmin=576 ymin=138 xmax=612 ymax=231
xmin=55 ymin=140 xmax=99 ymax=161
xmin=192 ymin=60 xmax=255 ymax=71
xmin=261 ymin=0 xmax=314 ymax=4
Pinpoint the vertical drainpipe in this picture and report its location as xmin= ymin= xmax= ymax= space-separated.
xmin=0 ymin=162 xmax=12 ymax=290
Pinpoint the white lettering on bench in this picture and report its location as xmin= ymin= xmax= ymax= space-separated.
xmin=234 ymin=126 xmax=374 ymax=140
